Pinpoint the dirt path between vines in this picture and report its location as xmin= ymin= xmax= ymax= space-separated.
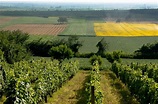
xmin=100 ymin=70 xmax=139 ymax=104
xmin=46 ymin=70 xmax=139 ymax=104
xmin=46 ymin=70 xmax=89 ymax=104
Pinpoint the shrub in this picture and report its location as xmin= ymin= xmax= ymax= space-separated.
xmin=49 ymin=44 xmax=74 ymax=61
xmin=89 ymin=55 xmax=103 ymax=66
xmin=106 ymin=51 xmax=121 ymax=63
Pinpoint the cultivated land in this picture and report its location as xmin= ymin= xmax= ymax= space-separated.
xmin=46 ymin=70 xmax=139 ymax=104
xmin=0 ymin=17 xmax=19 ymax=25
xmin=2 ymin=16 xmax=158 ymax=53
xmin=94 ymin=22 xmax=158 ymax=36
xmin=1 ymin=9 xmax=158 ymax=103
xmin=3 ymin=24 xmax=67 ymax=35
xmin=0 ymin=16 xmax=99 ymax=36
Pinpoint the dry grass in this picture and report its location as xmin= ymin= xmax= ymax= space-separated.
xmin=94 ymin=22 xmax=158 ymax=36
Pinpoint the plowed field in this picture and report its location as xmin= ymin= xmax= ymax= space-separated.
xmin=3 ymin=24 xmax=67 ymax=35
xmin=94 ymin=22 xmax=158 ymax=36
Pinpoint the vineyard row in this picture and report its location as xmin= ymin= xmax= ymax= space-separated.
xmin=0 ymin=59 xmax=79 ymax=104
xmin=111 ymin=62 xmax=158 ymax=104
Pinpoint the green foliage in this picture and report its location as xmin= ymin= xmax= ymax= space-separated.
xmin=106 ymin=51 xmax=121 ymax=63
xmin=49 ymin=44 xmax=74 ymax=61
xmin=86 ymin=61 xmax=103 ymax=104
xmin=5 ymin=44 xmax=30 ymax=64
xmin=89 ymin=55 xmax=103 ymax=66
xmin=27 ymin=38 xmax=67 ymax=57
xmin=1 ymin=59 xmax=79 ymax=103
xmin=111 ymin=62 xmax=158 ymax=104
xmin=27 ymin=36 xmax=83 ymax=57
xmin=67 ymin=36 xmax=83 ymax=54
xmin=96 ymin=38 xmax=108 ymax=56
xmin=135 ymin=42 xmax=158 ymax=59
xmin=0 ymin=50 xmax=4 ymax=62
xmin=0 ymin=30 xmax=30 ymax=64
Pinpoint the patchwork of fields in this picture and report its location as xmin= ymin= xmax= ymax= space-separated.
xmin=94 ymin=22 xmax=158 ymax=36
xmin=0 ymin=16 xmax=97 ymax=36
xmin=1 ymin=16 xmax=158 ymax=37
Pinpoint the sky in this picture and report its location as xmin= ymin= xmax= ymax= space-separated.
xmin=1 ymin=0 xmax=158 ymax=4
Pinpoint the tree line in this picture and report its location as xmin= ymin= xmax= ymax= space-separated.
xmin=1 ymin=30 xmax=158 ymax=64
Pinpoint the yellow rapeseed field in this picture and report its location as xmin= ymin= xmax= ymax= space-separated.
xmin=94 ymin=22 xmax=158 ymax=36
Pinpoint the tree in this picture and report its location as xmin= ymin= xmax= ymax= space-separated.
xmin=67 ymin=36 xmax=83 ymax=54
xmin=0 ymin=30 xmax=30 ymax=64
xmin=89 ymin=55 xmax=103 ymax=66
xmin=57 ymin=17 xmax=68 ymax=24
xmin=96 ymin=38 xmax=108 ymax=56
xmin=48 ymin=44 xmax=74 ymax=61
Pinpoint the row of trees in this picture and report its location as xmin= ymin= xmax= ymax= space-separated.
xmin=0 ymin=30 xmax=109 ymax=64
xmin=27 ymin=36 xmax=82 ymax=60
xmin=2 ymin=29 xmax=157 ymax=64
xmin=28 ymin=36 xmax=109 ymax=61
xmin=134 ymin=42 xmax=158 ymax=58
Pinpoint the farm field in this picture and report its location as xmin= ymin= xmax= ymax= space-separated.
xmin=71 ymin=36 xmax=158 ymax=53
xmin=3 ymin=24 xmax=67 ymax=35
xmin=0 ymin=16 xmax=102 ymax=36
xmin=61 ymin=18 xmax=99 ymax=36
xmin=94 ymin=22 xmax=158 ymax=36
xmin=0 ymin=17 xmax=19 ymax=25
xmin=0 ymin=16 xmax=59 ymax=28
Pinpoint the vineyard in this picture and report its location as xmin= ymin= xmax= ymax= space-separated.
xmin=3 ymin=24 xmax=67 ymax=35
xmin=94 ymin=22 xmax=158 ymax=36
xmin=111 ymin=62 xmax=158 ymax=104
xmin=0 ymin=59 xmax=79 ymax=103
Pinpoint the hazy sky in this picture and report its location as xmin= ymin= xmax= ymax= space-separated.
xmin=1 ymin=0 xmax=158 ymax=3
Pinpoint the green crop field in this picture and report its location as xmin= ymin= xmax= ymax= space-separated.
xmin=56 ymin=36 xmax=158 ymax=53
xmin=60 ymin=18 xmax=102 ymax=36
xmin=0 ymin=16 xmax=59 ymax=28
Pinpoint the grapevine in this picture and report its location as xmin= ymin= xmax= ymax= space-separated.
xmin=0 ymin=59 xmax=79 ymax=103
xmin=86 ymin=61 xmax=103 ymax=104
xmin=111 ymin=62 xmax=158 ymax=104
